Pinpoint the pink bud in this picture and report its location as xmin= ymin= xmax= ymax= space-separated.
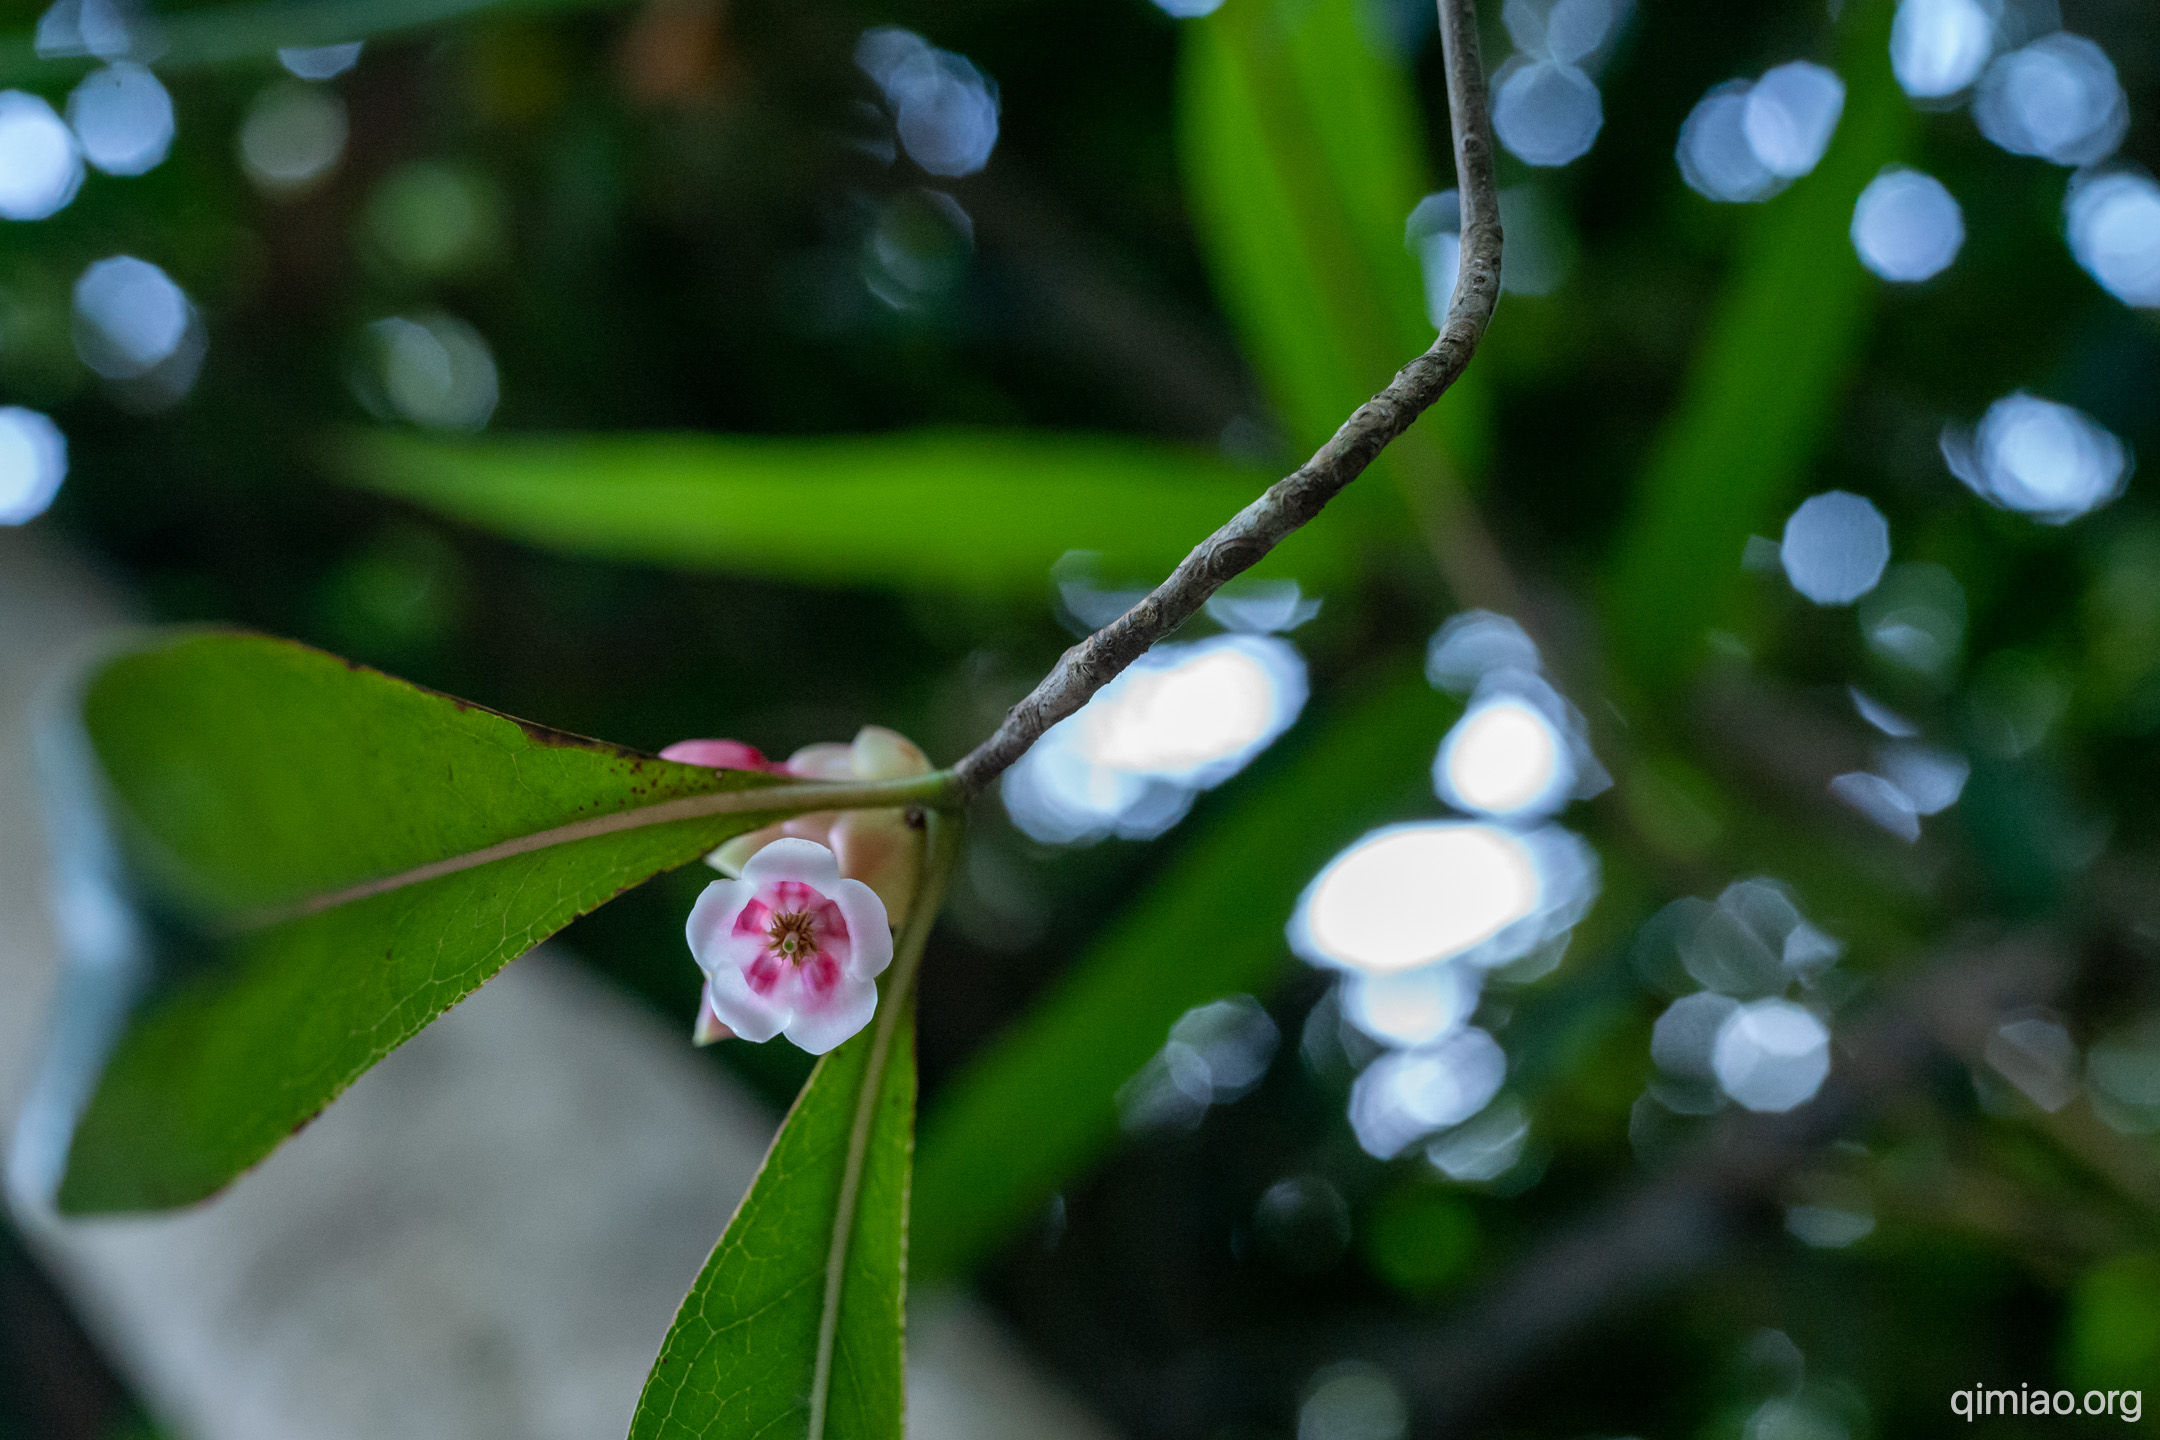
xmin=679 ymin=726 xmax=934 ymax=928
xmin=691 ymin=982 xmax=737 ymax=1046
xmin=660 ymin=738 xmax=789 ymax=773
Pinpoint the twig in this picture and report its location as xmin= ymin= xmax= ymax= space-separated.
xmin=950 ymin=0 xmax=1503 ymax=799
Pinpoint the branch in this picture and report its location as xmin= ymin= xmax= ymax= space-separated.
xmin=950 ymin=0 xmax=1502 ymax=798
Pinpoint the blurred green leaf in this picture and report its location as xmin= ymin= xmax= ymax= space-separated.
xmin=58 ymin=630 xmax=797 ymax=1213
xmin=1179 ymin=0 xmax=1491 ymax=498
xmin=911 ymin=663 xmax=1455 ymax=1281
xmin=0 ymin=0 xmax=625 ymax=83
xmin=1362 ymin=1182 xmax=1479 ymax=1295
xmin=1603 ymin=0 xmax=1912 ymax=692
xmin=338 ymin=428 xmax=1353 ymax=593
xmin=631 ymin=1003 xmax=914 ymax=1440
xmin=2065 ymin=1250 xmax=2160 ymax=1394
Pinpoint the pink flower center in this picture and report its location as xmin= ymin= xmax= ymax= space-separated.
xmin=732 ymin=881 xmax=849 ymax=1000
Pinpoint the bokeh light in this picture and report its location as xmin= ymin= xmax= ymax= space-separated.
xmin=66 ymin=63 xmax=171 ymax=176
xmin=1502 ymin=0 xmax=1626 ymax=67
xmin=861 ymin=188 xmax=974 ymax=310
xmin=0 ymin=90 xmax=84 ymax=220
xmin=855 ymin=27 xmax=999 ymax=178
xmin=1712 ymin=999 xmax=1830 ymax=1112
xmin=1203 ymin=578 xmax=1321 ymax=633
xmin=1973 ymin=34 xmax=2129 ymax=167
xmin=1653 ymin=990 xmax=1739 ymax=1079
xmin=361 ymin=313 xmax=500 ymax=432
xmin=1678 ymin=82 xmax=1776 ymax=203
xmin=0 ymin=408 xmax=67 ymax=524
xmin=1425 ymin=608 xmax=1540 ymax=692
xmin=1669 ymin=880 xmax=1839 ymax=999
xmin=32 ymin=0 xmax=142 ymax=60
xmin=366 ymin=161 xmax=504 ymax=279
xmin=1291 ymin=821 xmax=1596 ymax=976
xmin=1859 ymin=562 xmax=1966 ymax=675
xmin=1743 ymin=62 xmax=1844 ymax=178
xmin=1985 ymin=1014 xmax=2078 ymax=1112
xmin=1786 ymin=1204 xmax=1875 ymax=1248
xmin=1889 ymin=0 xmax=1993 ymax=99
xmin=1118 ymin=995 xmax=1278 ymax=1133
xmin=72 ymin=255 xmax=192 ymax=379
xmin=1340 ymin=961 xmax=1480 ymax=1047
xmin=1851 ymin=166 xmax=1964 ymax=282
xmin=277 ymin=41 xmax=362 ymax=79
xmin=1060 ymin=635 xmax=1300 ymax=776
xmin=1433 ymin=684 xmax=1586 ymax=818
xmin=1876 ymin=742 xmax=1969 ymax=814
xmin=1830 ymin=770 xmax=1921 ymax=841
xmin=2065 ymin=170 xmax=2160 ymax=309
xmin=1941 ymin=391 xmax=2131 ymax=524
xmin=1425 ymin=1095 xmax=1530 ymax=1181
xmin=238 ymin=80 xmax=347 ymax=194
xmin=1850 ymin=687 xmax=1918 ymax=737
xmin=2086 ymin=1016 xmax=2160 ymax=1134
xmin=1491 ymin=57 xmax=1602 ymax=167
xmin=1680 ymin=59 xmax=1846 ymax=204
xmin=1436 ymin=698 xmax=1562 ymax=816
xmin=1298 ymin=1363 xmax=1408 ymax=1440
xmin=1779 ymin=490 xmax=1890 ymax=605
xmin=1348 ymin=1028 xmax=1507 ymax=1158
xmin=1002 ymin=634 xmax=1308 ymax=844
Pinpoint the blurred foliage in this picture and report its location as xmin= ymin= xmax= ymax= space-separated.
xmin=338 ymin=426 xmax=1354 ymax=591
xmin=5 ymin=0 xmax=2160 ymax=1430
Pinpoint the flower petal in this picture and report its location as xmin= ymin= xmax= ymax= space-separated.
xmin=740 ymin=836 xmax=845 ymax=890
xmin=685 ymin=876 xmax=754 ymax=975
xmin=705 ymin=954 xmax=792 ymax=1042
xmin=829 ymin=876 xmax=895 ymax=981
xmin=782 ymin=974 xmax=880 ymax=1054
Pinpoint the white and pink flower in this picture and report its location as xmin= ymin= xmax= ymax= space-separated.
xmin=686 ymin=838 xmax=893 ymax=1054
xmin=662 ymin=726 xmax=932 ymax=927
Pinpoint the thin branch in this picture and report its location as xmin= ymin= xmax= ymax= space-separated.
xmin=950 ymin=0 xmax=1503 ymax=799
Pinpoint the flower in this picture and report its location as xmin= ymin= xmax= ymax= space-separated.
xmin=685 ymin=838 xmax=893 ymax=1054
xmin=662 ymin=725 xmax=932 ymax=926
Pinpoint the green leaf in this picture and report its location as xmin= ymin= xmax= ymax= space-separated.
xmin=1602 ymin=0 xmax=1912 ymax=691
xmin=910 ymin=662 xmax=1455 ymax=1281
xmin=1178 ymin=0 xmax=1492 ymax=494
xmin=337 ymin=428 xmax=1352 ymax=593
xmin=630 ymin=1000 xmax=915 ymax=1440
xmin=53 ymin=629 xmax=883 ymax=1214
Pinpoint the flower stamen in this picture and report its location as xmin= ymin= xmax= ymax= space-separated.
xmin=768 ymin=909 xmax=819 ymax=963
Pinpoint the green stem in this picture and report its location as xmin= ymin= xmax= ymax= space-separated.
xmin=235 ymin=769 xmax=965 ymax=931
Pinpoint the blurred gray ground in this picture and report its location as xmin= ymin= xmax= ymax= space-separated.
xmin=0 ymin=530 xmax=1115 ymax=1440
